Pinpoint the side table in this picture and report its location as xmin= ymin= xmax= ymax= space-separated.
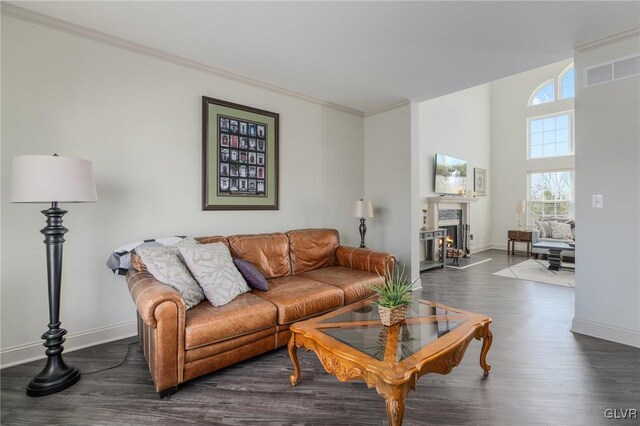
xmin=507 ymin=230 xmax=532 ymax=256
xmin=419 ymin=229 xmax=446 ymax=271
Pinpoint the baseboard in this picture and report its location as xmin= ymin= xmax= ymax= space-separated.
xmin=470 ymin=245 xmax=492 ymax=254
xmin=0 ymin=321 xmax=137 ymax=369
xmin=571 ymin=317 xmax=640 ymax=348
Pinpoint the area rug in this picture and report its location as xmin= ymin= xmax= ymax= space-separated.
xmin=493 ymin=259 xmax=575 ymax=288
xmin=445 ymin=256 xmax=493 ymax=270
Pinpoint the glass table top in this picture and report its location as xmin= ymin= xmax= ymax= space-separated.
xmin=318 ymin=300 xmax=469 ymax=363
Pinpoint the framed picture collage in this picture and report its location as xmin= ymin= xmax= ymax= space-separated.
xmin=218 ymin=116 xmax=267 ymax=196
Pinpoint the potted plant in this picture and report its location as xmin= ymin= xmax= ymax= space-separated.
xmin=371 ymin=264 xmax=416 ymax=326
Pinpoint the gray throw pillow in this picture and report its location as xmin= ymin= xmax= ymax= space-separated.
xmin=136 ymin=244 xmax=205 ymax=309
xmin=534 ymin=221 xmax=546 ymax=238
xmin=179 ymin=243 xmax=250 ymax=307
xmin=539 ymin=221 xmax=553 ymax=238
xmin=233 ymin=257 xmax=269 ymax=291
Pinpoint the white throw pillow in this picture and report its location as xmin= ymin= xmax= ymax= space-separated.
xmin=550 ymin=221 xmax=573 ymax=240
xmin=179 ymin=242 xmax=250 ymax=307
xmin=137 ymin=244 xmax=205 ymax=309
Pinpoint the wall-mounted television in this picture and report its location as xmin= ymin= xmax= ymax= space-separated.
xmin=434 ymin=153 xmax=467 ymax=195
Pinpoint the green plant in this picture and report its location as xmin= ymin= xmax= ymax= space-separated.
xmin=371 ymin=263 xmax=417 ymax=308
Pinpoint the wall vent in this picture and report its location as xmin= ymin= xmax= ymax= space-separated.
xmin=585 ymin=54 xmax=640 ymax=88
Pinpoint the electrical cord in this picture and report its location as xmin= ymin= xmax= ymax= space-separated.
xmin=81 ymin=341 xmax=140 ymax=376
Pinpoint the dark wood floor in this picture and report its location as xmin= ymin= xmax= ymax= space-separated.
xmin=2 ymin=250 xmax=639 ymax=425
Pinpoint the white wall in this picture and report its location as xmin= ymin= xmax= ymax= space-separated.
xmin=364 ymin=104 xmax=420 ymax=281
xmin=418 ymin=84 xmax=493 ymax=253
xmin=490 ymin=59 xmax=575 ymax=248
xmin=572 ymin=34 xmax=640 ymax=348
xmin=0 ymin=16 xmax=365 ymax=365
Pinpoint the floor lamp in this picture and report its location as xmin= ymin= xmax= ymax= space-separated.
xmin=11 ymin=154 xmax=97 ymax=397
xmin=351 ymin=199 xmax=374 ymax=248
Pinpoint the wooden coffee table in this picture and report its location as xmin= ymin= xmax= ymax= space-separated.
xmin=288 ymin=297 xmax=493 ymax=425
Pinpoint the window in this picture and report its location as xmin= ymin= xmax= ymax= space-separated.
xmin=528 ymin=64 xmax=574 ymax=106
xmin=528 ymin=170 xmax=574 ymax=224
xmin=529 ymin=80 xmax=556 ymax=105
xmin=559 ymin=65 xmax=575 ymax=99
xmin=528 ymin=112 xmax=572 ymax=158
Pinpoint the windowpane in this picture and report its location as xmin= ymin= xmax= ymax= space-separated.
xmin=531 ymin=120 xmax=543 ymax=133
xmin=556 ymin=142 xmax=569 ymax=156
xmin=542 ymin=117 xmax=555 ymax=130
xmin=530 ymin=82 xmax=555 ymax=105
xmin=555 ymin=114 xmax=569 ymax=129
xmin=556 ymin=128 xmax=569 ymax=142
xmin=531 ymin=146 xmax=543 ymax=158
xmin=560 ymin=67 xmax=575 ymax=99
xmin=528 ymin=113 xmax=572 ymax=158
xmin=528 ymin=171 xmax=574 ymax=224
xmin=531 ymin=133 xmax=543 ymax=146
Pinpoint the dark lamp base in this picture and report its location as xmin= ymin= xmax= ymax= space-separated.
xmin=27 ymin=361 xmax=80 ymax=397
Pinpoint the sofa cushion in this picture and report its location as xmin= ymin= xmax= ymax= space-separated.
xmin=299 ymin=266 xmax=381 ymax=304
xmin=253 ymin=276 xmax=343 ymax=324
xmin=228 ymin=233 xmax=291 ymax=279
xmin=179 ymin=243 xmax=250 ymax=307
xmin=195 ymin=235 xmax=229 ymax=247
xmin=538 ymin=237 xmax=574 ymax=244
xmin=184 ymin=292 xmax=277 ymax=349
xmin=287 ymin=229 xmax=339 ymax=274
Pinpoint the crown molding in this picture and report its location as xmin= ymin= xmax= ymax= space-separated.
xmin=364 ymin=99 xmax=411 ymax=118
xmin=1 ymin=3 xmax=366 ymax=117
xmin=575 ymin=26 xmax=640 ymax=53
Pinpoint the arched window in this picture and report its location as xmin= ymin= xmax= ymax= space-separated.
xmin=528 ymin=64 xmax=574 ymax=106
xmin=559 ymin=65 xmax=575 ymax=99
xmin=529 ymin=80 xmax=556 ymax=106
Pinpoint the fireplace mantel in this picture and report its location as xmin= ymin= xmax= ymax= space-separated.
xmin=427 ymin=196 xmax=478 ymax=205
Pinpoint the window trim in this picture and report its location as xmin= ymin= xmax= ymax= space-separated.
xmin=526 ymin=110 xmax=574 ymax=160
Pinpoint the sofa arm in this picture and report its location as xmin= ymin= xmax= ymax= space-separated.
xmin=336 ymin=246 xmax=396 ymax=275
xmin=531 ymin=229 xmax=541 ymax=245
xmin=125 ymin=270 xmax=185 ymax=394
xmin=126 ymin=270 xmax=186 ymax=327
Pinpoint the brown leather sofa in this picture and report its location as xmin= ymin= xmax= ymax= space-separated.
xmin=125 ymin=228 xmax=395 ymax=396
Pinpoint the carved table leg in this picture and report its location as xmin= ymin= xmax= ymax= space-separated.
xmin=479 ymin=326 xmax=493 ymax=376
xmin=381 ymin=384 xmax=409 ymax=426
xmin=288 ymin=335 xmax=301 ymax=386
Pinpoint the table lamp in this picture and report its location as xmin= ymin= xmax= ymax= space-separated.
xmin=515 ymin=200 xmax=526 ymax=230
xmin=351 ymin=199 xmax=373 ymax=248
xmin=11 ymin=154 xmax=97 ymax=396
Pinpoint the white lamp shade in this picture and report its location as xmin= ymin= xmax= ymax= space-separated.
xmin=11 ymin=155 xmax=97 ymax=203
xmin=351 ymin=199 xmax=373 ymax=218
xmin=515 ymin=200 xmax=526 ymax=214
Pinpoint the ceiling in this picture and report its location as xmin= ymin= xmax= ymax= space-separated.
xmin=6 ymin=1 xmax=640 ymax=114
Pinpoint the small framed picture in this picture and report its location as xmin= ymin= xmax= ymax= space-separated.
xmin=474 ymin=168 xmax=487 ymax=196
xmin=239 ymin=122 xmax=247 ymax=135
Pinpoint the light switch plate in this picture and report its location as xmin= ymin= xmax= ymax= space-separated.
xmin=592 ymin=194 xmax=604 ymax=208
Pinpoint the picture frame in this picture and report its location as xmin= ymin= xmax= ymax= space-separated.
xmin=202 ymin=96 xmax=279 ymax=210
xmin=474 ymin=167 xmax=487 ymax=196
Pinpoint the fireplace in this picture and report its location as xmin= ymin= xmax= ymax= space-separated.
xmin=443 ymin=225 xmax=458 ymax=248
xmin=426 ymin=197 xmax=478 ymax=258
